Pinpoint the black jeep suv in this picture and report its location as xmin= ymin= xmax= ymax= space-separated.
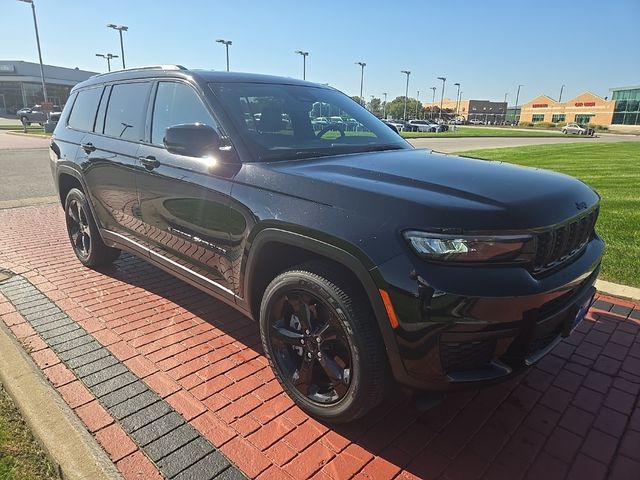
xmin=50 ymin=66 xmax=604 ymax=423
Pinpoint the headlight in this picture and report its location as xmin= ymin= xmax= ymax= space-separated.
xmin=403 ymin=230 xmax=535 ymax=263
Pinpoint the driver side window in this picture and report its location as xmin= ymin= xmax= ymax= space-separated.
xmin=151 ymin=82 xmax=216 ymax=146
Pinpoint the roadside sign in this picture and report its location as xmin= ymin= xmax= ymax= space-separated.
xmin=41 ymin=102 xmax=54 ymax=112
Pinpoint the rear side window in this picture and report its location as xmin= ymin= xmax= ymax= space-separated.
xmin=104 ymin=82 xmax=150 ymax=141
xmin=151 ymin=82 xmax=215 ymax=146
xmin=67 ymin=87 xmax=102 ymax=131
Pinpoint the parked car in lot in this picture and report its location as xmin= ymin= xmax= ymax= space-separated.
xmin=17 ymin=104 xmax=62 ymax=125
xmin=381 ymin=120 xmax=400 ymax=133
xmin=50 ymin=66 xmax=604 ymax=423
xmin=384 ymin=119 xmax=406 ymax=132
xmin=468 ymin=118 xmax=484 ymax=125
xmin=409 ymin=120 xmax=448 ymax=133
xmin=562 ymin=123 xmax=594 ymax=136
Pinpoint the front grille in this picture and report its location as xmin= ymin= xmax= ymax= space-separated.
xmin=440 ymin=339 xmax=496 ymax=373
xmin=533 ymin=208 xmax=598 ymax=273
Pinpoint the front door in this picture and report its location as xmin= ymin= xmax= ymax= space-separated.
xmin=136 ymin=80 xmax=241 ymax=302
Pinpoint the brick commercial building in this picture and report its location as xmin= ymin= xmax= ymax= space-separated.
xmin=423 ymin=98 xmax=507 ymax=123
xmin=519 ymin=92 xmax=615 ymax=126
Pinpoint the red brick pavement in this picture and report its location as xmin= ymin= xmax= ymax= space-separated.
xmin=1 ymin=203 xmax=639 ymax=480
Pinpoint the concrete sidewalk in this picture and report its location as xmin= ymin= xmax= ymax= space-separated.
xmin=0 ymin=204 xmax=639 ymax=480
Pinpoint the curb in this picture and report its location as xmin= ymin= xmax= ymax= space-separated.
xmin=0 ymin=314 xmax=123 ymax=480
xmin=596 ymin=279 xmax=640 ymax=302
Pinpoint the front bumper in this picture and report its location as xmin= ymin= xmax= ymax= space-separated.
xmin=373 ymin=236 xmax=604 ymax=390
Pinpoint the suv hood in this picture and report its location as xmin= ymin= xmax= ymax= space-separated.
xmin=242 ymin=149 xmax=599 ymax=231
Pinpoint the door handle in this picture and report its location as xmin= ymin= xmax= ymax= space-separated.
xmin=138 ymin=155 xmax=160 ymax=170
xmin=81 ymin=142 xmax=96 ymax=153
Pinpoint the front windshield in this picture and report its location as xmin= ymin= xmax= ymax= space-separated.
xmin=209 ymin=82 xmax=410 ymax=162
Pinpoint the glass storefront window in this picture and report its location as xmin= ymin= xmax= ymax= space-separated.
xmin=552 ymin=114 xmax=566 ymax=123
xmin=611 ymin=88 xmax=640 ymax=125
xmin=575 ymin=114 xmax=594 ymax=124
xmin=532 ymin=114 xmax=545 ymax=122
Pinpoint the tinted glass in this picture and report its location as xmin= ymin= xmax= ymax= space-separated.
xmin=94 ymin=85 xmax=111 ymax=134
xmin=151 ymin=82 xmax=215 ymax=146
xmin=68 ymin=87 xmax=102 ymax=131
xmin=210 ymin=82 xmax=409 ymax=162
xmin=104 ymin=82 xmax=150 ymax=141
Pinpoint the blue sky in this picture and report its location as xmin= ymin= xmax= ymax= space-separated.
xmin=2 ymin=0 xmax=638 ymax=105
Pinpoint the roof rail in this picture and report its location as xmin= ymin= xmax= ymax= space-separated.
xmin=91 ymin=64 xmax=187 ymax=78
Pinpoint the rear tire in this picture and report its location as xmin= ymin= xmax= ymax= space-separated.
xmin=259 ymin=262 xmax=391 ymax=423
xmin=64 ymin=188 xmax=120 ymax=267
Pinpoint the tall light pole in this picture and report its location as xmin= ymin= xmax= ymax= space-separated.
xmin=504 ymin=92 xmax=508 ymax=103
xmin=453 ymin=82 xmax=461 ymax=117
xmin=295 ymin=50 xmax=309 ymax=80
xmin=107 ymin=24 xmax=128 ymax=69
xmin=559 ymin=84 xmax=565 ymax=103
xmin=96 ymin=53 xmax=119 ymax=72
xmin=382 ymin=92 xmax=387 ymax=118
xmin=18 ymin=0 xmax=47 ymax=103
xmin=355 ymin=62 xmax=366 ymax=105
xmin=437 ymin=77 xmax=446 ymax=121
xmin=216 ymin=39 xmax=232 ymax=71
xmin=415 ymin=91 xmax=420 ymax=119
xmin=401 ymin=70 xmax=411 ymax=121
xmin=514 ymin=84 xmax=523 ymax=124
xmin=430 ymin=86 xmax=436 ymax=119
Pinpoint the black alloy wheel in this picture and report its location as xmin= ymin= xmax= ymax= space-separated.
xmin=260 ymin=263 xmax=390 ymax=423
xmin=64 ymin=188 xmax=120 ymax=267
xmin=267 ymin=290 xmax=353 ymax=405
xmin=66 ymin=197 xmax=92 ymax=261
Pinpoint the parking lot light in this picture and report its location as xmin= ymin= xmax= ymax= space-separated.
xmin=107 ymin=24 xmax=128 ymax=69
xmin=454 ymin=82 xmax=461 ymax=118
xmin=295 ymin=50 xmax=309 ymax=80
xmin=515 ymin=84 xmax=523 ymax=124
xmin=95 ymin=53 xmax=119 ymax=72
xmin=383 ymin=92 xmax=387 ymax=118
xmin=18 ymin=0 xmax=48 ymax=104
xmin=437 ymin=77 xmax=446 ymax=122
xmin=216 ymin=39 xmax=232 ymax=72
xmin=430 ymin=86 xmax=436 ymax=119
xmin=355 ymin=62 xmax=366 ymax=106
xmin=559 ymin=84 xmax=565 ymax=103
xmin=401 ymin=71 xmax=411 ymax=121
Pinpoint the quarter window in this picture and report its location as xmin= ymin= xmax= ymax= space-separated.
xmin=67 ymin=87 xmax=103 ymax=131
xmin=151 ymin=82 xmax=215 ymax=146
xmin=104 ymin=82 xmax=150 ymax=141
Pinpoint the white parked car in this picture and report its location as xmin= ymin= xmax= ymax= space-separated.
xmin=562 ymin=123 xmax=594 ymax=136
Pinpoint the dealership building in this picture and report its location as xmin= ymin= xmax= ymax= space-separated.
xmin=517 ymin=86 xmax=640 ymax=128
xmin=0 ymin=60 xmax=97 ymax=115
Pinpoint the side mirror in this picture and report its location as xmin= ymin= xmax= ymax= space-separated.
xmin=163 ymin=123 xmax=221 ymax=158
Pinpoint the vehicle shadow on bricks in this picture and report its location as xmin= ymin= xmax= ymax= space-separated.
xmin=91 ymin=254 xmax=639 ymax=479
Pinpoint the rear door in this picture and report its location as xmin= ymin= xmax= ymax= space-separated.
xmin=136 ymin=80 xmax=240 ymax=302
xmin=80 ymin=81 xmax=151 ymax=245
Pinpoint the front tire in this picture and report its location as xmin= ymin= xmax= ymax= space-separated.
xmin=259 ymin=262 xmax=391 ymax=423
xmin=64 ymin=188 xmax=120 ymax=267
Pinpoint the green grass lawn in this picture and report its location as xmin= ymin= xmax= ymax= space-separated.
xmin=458 ymin=142 xmax=640 ymax=288
xmin=0 ymin=385 xmax=58 ymax=479
xmin=401 ymin=126 xmax=564 ymax=138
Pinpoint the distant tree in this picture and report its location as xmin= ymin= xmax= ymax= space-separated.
xmin=385 ymin=96 xmax=425 ymax=120
xmin=351 ymin=95 xmax=363 ymax=106
xmin=367 ymin=97 xmax=382 ymax=116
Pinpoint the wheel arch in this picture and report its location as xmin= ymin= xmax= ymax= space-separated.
xmin=242 ymin=228 xmax=411 ymax=385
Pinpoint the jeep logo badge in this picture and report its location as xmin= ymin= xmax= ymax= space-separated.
xmin=575 ymin=201 xmax=588 ymax=210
